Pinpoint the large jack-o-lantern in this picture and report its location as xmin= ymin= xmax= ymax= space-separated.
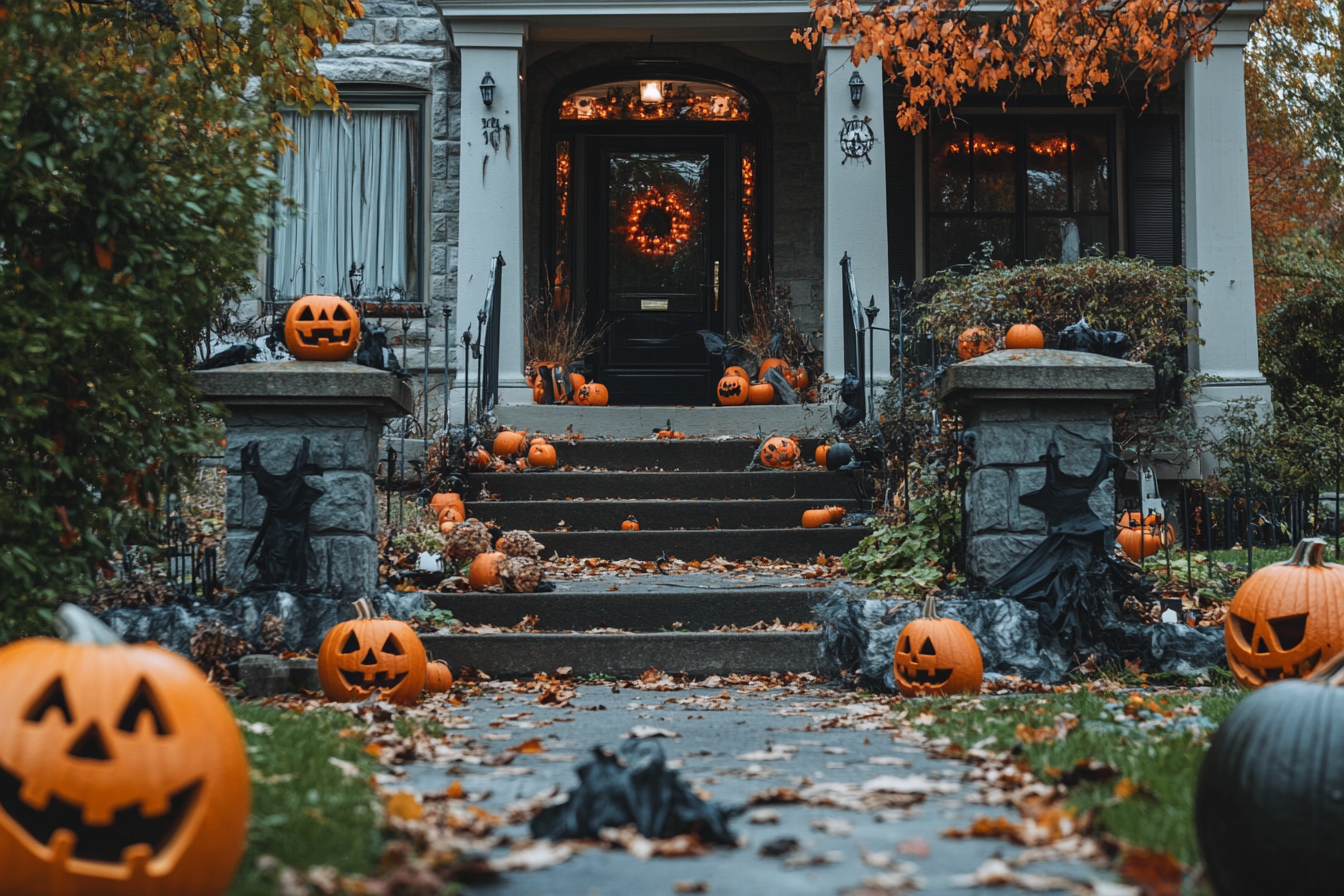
xmin=0 ymin=605 xmax=249 ymax=896
xmin=317 ymin=599 xmax=428 ymax=705
xmin=893 ymin=596 xmax=984 ymax=697
xmin=1224 ymin=538 xmax=1344 ymax=689
xmin=283 ymin=294 xmax=360 ymax=361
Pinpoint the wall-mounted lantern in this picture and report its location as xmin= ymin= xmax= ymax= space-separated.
xmin=849 ymin=71 xmax=865 ymax=106
xmin=480 ymin=72 xmax=496 ymax=107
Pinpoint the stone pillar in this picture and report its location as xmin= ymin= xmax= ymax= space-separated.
xmin=1183 ymin=6 xmax=1272 ymax=460
xmin=823 ymin=48 xmax=890 ymax=384
xmin=938 ymin=350 xmax=1154 ymax=584
xmin=449 ymin=19 xmax=529 ymax=405
xmin=197 ymin=362 xmax=414 ymax=601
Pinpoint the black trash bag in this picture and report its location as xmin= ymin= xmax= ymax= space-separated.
xmin=763 ymin=366 xmax=798 ymax=405
xmin=355 ymin=320 xmax=412 ymax=379
xmin=695 ymin=330 xmax=750 ymax=379
xmin=530 ymin=739 xmax=737 ymax=845
xmin=1057 ymin=317 xmax=1130 ymax=359
xmin=197 ymin=343 xmax=261 ymax=369
xmin=242 ymin=438 xmax=324 ymax=590
xmin=834 ymin=373 xmax=864 ymax=430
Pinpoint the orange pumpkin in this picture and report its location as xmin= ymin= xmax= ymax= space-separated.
xmin=576 ymin=383 xmax=609 ymax=407
xmin=468 ymin=448 xmax=491 ymax=470
xmin=284 ymin=294 xmax=360 ymax=361
xmin=0 ymin=604 xmax=249 ymax=896
xmin=569 ymin=372 xmax=586 ymax=396
xmin=826 ymin=505 xmax=846 ymax=522
xmin=527 ymin=439 xmax=557 ymax=468
xmin=438 ymin=520 xmax=457 ymax=535
xmin=758 ymin=358 xmax=786 ymax=381
xmin=748 ymin=383 xmax=774 ymax=405
xmin=815 ymin=445 xmax=829 ymax=467
xmin=801 ymin=509 xmax=831 ymax=528
xmin=893 ymin=596 xmax=984 ymax=697
xmin=957 ymin=327 xmax=994 ymax=361
xmin=760 ymin=436 xmax=799 ymax=468
xmin=424 ymin=660 xmax=454 ymax=694
xmin=1225 ymin=538 xmax=1344 ymax=689
xmin=1116 ymin=522 xmax=1174 ymax=561
xmin=532 ymin=384 xmax=546 ymax=404
xmin=1004 ymin=323 xmax=1045 ymax=349
xmin=724 ymin=366 xmax=749 ymax=381
xmin=791 ymin=367 xmax=810 ymax=389
xmin=431 ymin=492 xmax=466 ymax=521
xmin=493 ymin=430 xmax=527 ymax=456
xmin=437 ymin=507 xmax=464 ymax=529
xmin=622 ymin=517 xmax=640 ymax=532
xmin=717 ymin=375 xmax=748 ymax=406
xmin=468 ymin=551 xmax=506 ymax=589
xmin=318 ymin=599 xmax=428 ymax=706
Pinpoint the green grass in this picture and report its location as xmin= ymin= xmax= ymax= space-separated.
xmin=911 ymin=688 xmax=1248 ymax=866
xmin=227 ymin=702 xmax=383 ymax=896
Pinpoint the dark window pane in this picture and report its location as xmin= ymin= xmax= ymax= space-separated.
xmin=1072 ymin=123 xmax=1110 ymax=212
xmin=1026 ymin=129 xmax=1069 ymax=211
xmin=973 ymin=125 xmax=1017 ymax=213
xmin=928 ymin=217 xmax=1016 ymax=272
xmin=1026 ymin=216 xmax=1109 ymax=261
xmin=929 ymin=128 xmax=971 ymax=212
xmin=607 ymin=151 xmax=708 ymax=312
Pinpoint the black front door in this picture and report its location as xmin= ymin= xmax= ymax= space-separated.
xmin=583 ymin=136 xmax=730 ymax=405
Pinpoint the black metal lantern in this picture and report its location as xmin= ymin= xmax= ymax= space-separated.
xmin=848 ymin=71 xmax=864 ymax=106
xmin=480 ymin=72 xmax=496 ymax=107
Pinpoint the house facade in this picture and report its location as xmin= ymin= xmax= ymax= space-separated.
xmin=275 ymin=1 xmax=1268 ymax=441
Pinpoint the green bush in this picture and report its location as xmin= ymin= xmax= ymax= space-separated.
xmin=1259 ymin=286 xmax=1344 ymax=404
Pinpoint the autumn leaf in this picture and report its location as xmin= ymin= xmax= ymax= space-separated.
xmin=384 ymin=791 xmax=422 ymax=821
xmin=1118 ymin=846 xmax=1183 ymax=896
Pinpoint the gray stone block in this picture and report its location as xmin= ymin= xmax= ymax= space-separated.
xmin=967 ymin=533 xmax=1046 ymax=583
xmin=311 ymin=471 xmax=377 ymax=536
xmin=321 ymin=535 xmax=379 ymax=600
xmin=287 ymin=658 xmax=321 ymax=693
xmin=240 ymin=654 xmax=290 ymax=698
xmin=399 ymin=17 xmax=445 ymax=42
xmin=965 ymin=468 xmax=1010 ymax=535
xmin=360 ymin=0 xmax=418 ymax=14
xmin=970 ymin=420 xmax=1111 ymax=470
xmin=222 ymin=428 xmax=357 ymax=475
xmin=939 ymin=349 xmax=1155 ymax=404
xmin=432 ymin=138 xmax=451 ymax=181
xmin=374 ymin=17 xmax=398 ymax=42
xmin=1009 ymin=467 xmax=1048 ymax=532
xmin=432 ymin=212 xmax=448 ymax=242
xmin=328 ymin=43 xmax=444 ymax=62
xmin=317 ymin=57 xmax=432 ymax=90
xmin=343 ymin=19 xmax=373 ymax=42
xmin=223 ymin=530 xmax=261 ymax=593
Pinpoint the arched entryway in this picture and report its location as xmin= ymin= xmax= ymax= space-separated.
xmin=541 ymin=65 xmax=771 ymax=406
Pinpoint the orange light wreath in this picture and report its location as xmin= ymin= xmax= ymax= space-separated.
xmin=623 ymin=188 xmax=695 ymax=256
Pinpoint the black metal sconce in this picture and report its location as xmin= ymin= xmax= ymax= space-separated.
xmin=480 ymin=72 xmax=496 ymax=107
xmin=849 ymin=71 xmax=864 ymax=106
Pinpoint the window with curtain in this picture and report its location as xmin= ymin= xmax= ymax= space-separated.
xmin=926 ymin=117 xmax=1114 ymax=274
xmin=272 ymin=106 xmax=421 ymax=301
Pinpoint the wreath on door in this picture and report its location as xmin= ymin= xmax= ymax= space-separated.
xmin=623 ymin=187 xmax=695 ymax=256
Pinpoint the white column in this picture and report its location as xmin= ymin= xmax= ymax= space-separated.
xmin=1184 ymin=8 xmax=1271 ymax=431
xmin=822 ymin=48 xmax=891 ymax=384
xmin=450 ymin=20 xmax=529 ymax=405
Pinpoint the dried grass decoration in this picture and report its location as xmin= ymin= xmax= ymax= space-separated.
xmin=524 ymin=286 xmax=608 ymax=375
xmin=734 ymin=275 xmax=819 ymax=400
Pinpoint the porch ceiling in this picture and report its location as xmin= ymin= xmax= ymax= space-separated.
xmin=437 ymin=0 xmax=809 ymax=43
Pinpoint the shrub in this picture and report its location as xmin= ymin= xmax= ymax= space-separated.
xmin=1259 ymin=286 xmax=1344 ymax=404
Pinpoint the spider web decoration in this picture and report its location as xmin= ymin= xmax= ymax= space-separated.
xmin=623 ymin=187 xmax=696 ymax=256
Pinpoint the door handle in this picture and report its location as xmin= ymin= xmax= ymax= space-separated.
xmin=713 ymin=261 xmax=720 ymax=312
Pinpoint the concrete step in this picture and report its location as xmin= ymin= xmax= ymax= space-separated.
xmin=493 ymin=404 xmax=836 ymax=439
xmin=535 ymin=527 xmax=868 ymax=562
xmin=420 ymin=631 xmax=828 ymax=678
xmin=476 ymin=470 xmax=858 ymax=501
xmin=429 ymin=588 xmax=826 ymax=631
xmin=469 ymin=498 xmax=860 ymax=531
xmin=544 ymin=438 xmax=825 ymax=472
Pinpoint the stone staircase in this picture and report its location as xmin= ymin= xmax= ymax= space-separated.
xmin=420 ymin=435 xmax=868 ymax=678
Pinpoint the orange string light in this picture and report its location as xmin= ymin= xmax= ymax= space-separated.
xmin=624 ymin=188 xmax=696 ymax=256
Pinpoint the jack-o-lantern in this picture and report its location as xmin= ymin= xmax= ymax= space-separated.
xmin=527 ymin=439 xmax=557 ymax=469
xmin=717 ymin=375 xmax=748 ymax=406
xmin=284 ymin=294 xmax=360 ymax=361
xmin=957 ymin=327 xmax=994 ymax=361
xmin=1004 ymin=323 xmax=1045 ymax=350
xmin=317 ymin=599 xmax=428 ymax=706
xmin=424 ymin=660 xmax=453 ymax=694
xmin=760 ymin=436 xmax=799 ymax=468
xmin=748 ymin=383 xmax=774 ymax=405
xmin=801 ymin=509 xmax=831 ymax=529
xmin=788 ymin=366 xmax=810 ymax=389
xmin=724 ymin=366 xmax=749 ymax=381
xmin=576 ymin=383 xmax=609 ymax=407
xmin=758 ymin=358 xmax=786 ymax=381
xmin=1224 ymin=538 xmax=1344 ymax=689
xmin=0 ymin=604 xmax=249 ymax=896
xmin=893 ymin=596 xmax=983 ymax=697
xmin=493 ymin=430 xmax=527 ymax=456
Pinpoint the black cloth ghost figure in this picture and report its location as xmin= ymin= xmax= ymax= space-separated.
xmin=354 ymin=320 xmax=412 ymax=379
xmin=242 ymin=439 xmax=325 ymax=589
xmin=834 ymin=372 xmax=864 ymax=430
xmin=992 ymin=440 xmax=1146 ymax=649
xmin=695 ymin=329 xmax=751 ymax=380
xmin=197 ymin=343 xmax=261 ymax=369
xmin=1057 ymin=318 xmax=1131 ymax=359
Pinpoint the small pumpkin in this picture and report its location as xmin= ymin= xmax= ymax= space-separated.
xmin=1004 ymin=323 xmax=1045 ymax=349
xmin=1224 ymin=538 xmax=1344 ymax=689
xmin=527 ymin=439 xmax=557 ymax=469
xmin=957 ymin=327 xmax=994 ymax=361
xmin=569 ymin=372 xmax=586 ymax=397
xmin=0 ymin=604 xmax=250 ymax=896
xmin=824 ymin=441 xmax=854 ymax=471
xmin=576 ymin=383 xmax=609 ymax=406
xmin=424 ymin=660 xmax=454 ymax=694
xmin=717 ymin=375 xmax=748 ymax=406
xmin=758 ymin=358 xmax=786 ymax=381
xmin=318 ymin=598 xmax=428 ymax=706
xmin=815 ymin=444 xmax=829 ymax=467
xmin=284 ymin=294 xmax=360 ymax=362
xmin=437 ymin=507 xmax=464 ymax=528
xmin=655 ymin=429 xmax=686 ymax=440
xmin=493 ymin=430 xmax=527 ymax=456
xmin=791 ymin=366 xmax=810 ymax=389
xmin=724 ymin=366 xmax=749 ymax=381
xmin=622 ymin=517 xmax=640 ymax=532
xmin=468 ymin=551 xmax=506 ymax=589
xmin=760 ymin=436 xmax=799 ymax=469
xmin=438 ymin=519 xmax=457 ymax=535
xmin=1116 ymin=521 xmax=1174 ymax=561
xmin=468 ymin=448 xmax=491 ymax=470
xmin=748 ymin=383 xmax=774 ymax=405
xmin=826 ymin=505 xmax=846 ymax=523
xmin=892 ymin=596 xmax=983 ymax=697
xmin=801 ymin=509 xmax=831 ymax=529
xmin=431 ymin=492 xmax=466 ymax=522
xmin=532 ymin=384 xmax=546 ymax=404
xmin=1196 ymin=650 xmax=1344 ymax=896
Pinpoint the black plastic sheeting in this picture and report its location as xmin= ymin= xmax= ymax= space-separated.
xmin=531 ymin=739 xmax=737 ymax=844
xmin=814 ymin=585 xmax=1227 ymax=691
xmin=99 ymin=590 xmax=426 ymax=659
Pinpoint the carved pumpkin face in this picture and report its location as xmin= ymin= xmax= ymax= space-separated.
xmin=283 ymin=294 xmax=360 ymax=361
xmin=957 ymin=327 xmax=994 ymax=361
xmin=0 ymin=606 xmax=248 ymax=896
xmin=318 ymin=600 xmax=427 ymax=705
xmin=717 ymin=375 xmax=748 ymax=406
xmin=760 ymin=436 xmax=799 ymax=469
xmin=893 ymin=597 xmax=983 ymax=697
xmin=1225 ymin=539 xmax=1344 ymax=688
xmin=576 ymin=383 xmax=609 ymax=406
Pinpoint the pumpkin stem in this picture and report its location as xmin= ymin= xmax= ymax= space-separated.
xmin=352 ymin=598 xmax=374 ymax=620
xmin=53 ymin=603 xmax=123 ymax=645
xmin=922 ymin=594 xmax=940 ymax=619
xmin=1285 ymin=538 xmax=1329 ymax=568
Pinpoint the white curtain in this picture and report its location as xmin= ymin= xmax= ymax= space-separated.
xmin=273 ymin=109 xmax=418 ymax=299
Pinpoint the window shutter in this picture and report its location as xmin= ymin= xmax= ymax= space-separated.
xmin=1127 ymin=115 xmax=1181 ymax=266
xmin=885 ymin=120 xmax=917 ymax=287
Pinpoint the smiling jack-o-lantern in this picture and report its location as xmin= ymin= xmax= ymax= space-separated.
xmin=0 ymin=604 xmax=249 ymax=896
xmin=283 ymin=294 xmax=360 ymax=361
xmin=893 ymin=596 xmax=983 ymax=697
xmin=317 ymin=599 xmax=428 ymax=705
xmin=1224 ymin=538 xmax=1344 ymax=689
